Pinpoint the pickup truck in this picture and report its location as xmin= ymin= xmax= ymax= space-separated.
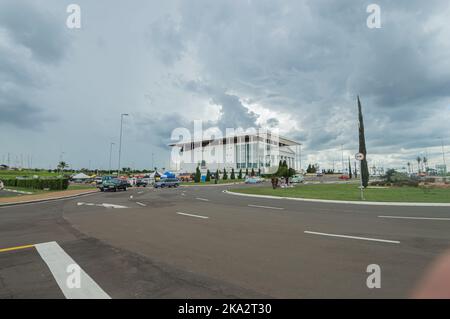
xmin=154 ymin=178 xmax=180 ymax=188
xmin=98 ymin=178 xmax=128 ymax=192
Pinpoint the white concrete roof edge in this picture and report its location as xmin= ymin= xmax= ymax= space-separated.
xmin=224 ymin=190 xmax=450 ymax=207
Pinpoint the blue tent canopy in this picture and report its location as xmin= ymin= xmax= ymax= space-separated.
xmin=163 ymin=171 xmax=176 ymax=178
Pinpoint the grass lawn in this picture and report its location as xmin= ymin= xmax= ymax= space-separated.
xmin=181 ymin=179 xmax=244 ymax=186
xmin=230 ymin=183 xmax=450 ymax=203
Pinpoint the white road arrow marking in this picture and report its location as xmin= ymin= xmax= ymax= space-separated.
xmin=77 ymin=202 xmax=128 ymax=209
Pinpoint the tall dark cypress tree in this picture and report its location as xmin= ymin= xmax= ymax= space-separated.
xmin=358 ymin=96 xmax=369 ymax=187
xmin=348 ymin=157 xmax=352 ymax=179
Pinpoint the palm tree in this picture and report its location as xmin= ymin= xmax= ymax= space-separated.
xmin=416 ymin=156 xmax=422 ymax=174
xmin=407 ymin=162 xmax=411 ymax=174
xmin=57 ymin=161 xmax=68 ymax=172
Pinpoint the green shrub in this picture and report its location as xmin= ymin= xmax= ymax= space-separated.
xmin=2 ymin=178 xmax=69 ymax=190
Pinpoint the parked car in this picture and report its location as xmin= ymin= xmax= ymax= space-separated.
xmin=316 ymin=172 xmax=323 ymax=177
xmin=154 ymin=178 xmax=180 ymax=188
xmin=94 ymin=177 xmax=103 ymax=185
xmin=136 ymin=178 xmax=150 ymax=187
xmin=0 ymin=180 xmax=4 ymax=190
xmin=98 ymin=178 xmax=128 ymax=192
xmin=339 ymin=175 xmax=350 ymax=180
xmin=291 ymin=175 xmax=304 ymax=183
xmin=245 ymin=176 xmax=263 ymax=184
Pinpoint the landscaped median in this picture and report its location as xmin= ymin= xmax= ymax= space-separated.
xmin=181 ymin=179 xmax=244 ymax=186
xmin=228 ymin=183 xmax=450 ymax=204
xmin=0 ymin=185 xmax=98 ymax=206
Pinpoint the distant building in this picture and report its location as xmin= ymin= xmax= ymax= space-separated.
xmin=0 ymin=164 xmax=9 ymax=170
xmin=169 ymin=130 xmax=301 ymax=174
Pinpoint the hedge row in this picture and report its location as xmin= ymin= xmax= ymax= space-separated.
xmin=3 ymin=178 xmax=69 ymax=190
xmin=370 ymin=180 xmax=420 ymax=187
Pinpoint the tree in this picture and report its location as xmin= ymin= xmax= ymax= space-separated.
xmin=230 ymin=168 xmax=235 ymax=180
xmin=206 ymin=169 xmax=211 ymax=182
xmin=238 ymin=169 xmax=242 ymax=179
xmin=251 ymin=168 xmax=255 ymax=176
xmin=215 ymin=169 xmax=220 ymax=181
xmin=194 ymin=166 xmax=201 ymax=183
xmin=407 ymin=162 xmax=411 ymax=174
xmin=245 ymin=168 xmax=249 ymax=177
xmin=258 ymin=168 xmax=261 ymax=176
xmin=223 ymin=168 xmax=228 ymax=180
xmin=57 ymin=161 xmax=68 ymax=172
xmin=416 ymin=156 xmax=422 ymax=174
xmin=358 ymin=96 xmax=370 ymax=188
xmin=288 ymin=168 xmax=296 ymax=178
xmin=348 ymin=157 xmax=352 ymax=179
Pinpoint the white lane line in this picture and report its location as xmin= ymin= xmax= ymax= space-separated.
xmin=176 ymin=212 xmax=209 ymax=219
xmin=137 ymin=191 xmax=144 ymax=194
xmin=101 ymin=203 xmax=128 ymax=209
xmin=35 ymin=241 xmax=111 ymax=299
xmin=304 ymin=231 xmax=400 ymax=244
xmin=196 ymin=198 xmax=209 ymax=201
xmin=248 ymin=204 xmax=284 ymax=210
xmin=379 ymin=215 xmax=450 ymax=221
xmin=136 ymin=202 xmax=147 ymax=207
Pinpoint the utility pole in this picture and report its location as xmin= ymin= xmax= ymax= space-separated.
xmin=117 ymin=113 xmax=129 ymax=176
xmin=151 ymin=152 xmax=154 ymax=171
xmin=441 ymin=137 xmax=446 ymax=166
xmin=341 ymin=144 xmax=344 ymax=174
xmin=109 ymin=142 xmax=115 ymax=174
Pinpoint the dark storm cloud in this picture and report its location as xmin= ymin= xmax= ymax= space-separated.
xmin=0 ymin=0 xmax=68 ymax=64
xmin=146 ymin=14 xmax=185 ymax=65
xmin=0 ymin=97 xmax=45 ymax=128
xmin=0 ymin=0 xmax=68 ymax=128
xmin=145 ymin=0 xmax=450 ymax=163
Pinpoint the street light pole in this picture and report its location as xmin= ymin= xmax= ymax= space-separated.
xmin=441 ymin=137 xmax=446 ymax=166
xmin=117 ymin=113 xmax=129 ymax=176
xmin=109 ymin=142 xmax=115 ymax=174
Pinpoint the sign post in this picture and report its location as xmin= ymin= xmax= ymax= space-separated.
xmin=355 ymin=153 xmax=365 ymax=200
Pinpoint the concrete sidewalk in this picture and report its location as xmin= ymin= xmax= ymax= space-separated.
xmin=0 ymin=189 xmax=98 ymax=206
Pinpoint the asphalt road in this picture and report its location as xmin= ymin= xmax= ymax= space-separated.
xmin=1 ymin=183 xmax=450 ymax=298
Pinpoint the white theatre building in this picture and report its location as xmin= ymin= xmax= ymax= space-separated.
xmin=169 ymin=130 xmax=301 ymax=174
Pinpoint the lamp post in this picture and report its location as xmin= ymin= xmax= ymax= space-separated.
xmin=117 ymin=113 xmax=129 ymax=176
xmin=109 ymin=142 xmax=115 ymax=174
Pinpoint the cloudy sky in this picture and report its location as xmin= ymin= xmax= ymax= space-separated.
xmin=1 ymin=0 xmax=449 ymax=171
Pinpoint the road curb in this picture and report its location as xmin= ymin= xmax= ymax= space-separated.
xmin=224 ymin=190 xmax=450 ymax=207
xmin=0 ymin=190 xmax=99 ymax=208
xmin=181 ymin=182 xmax=244 ymax=187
